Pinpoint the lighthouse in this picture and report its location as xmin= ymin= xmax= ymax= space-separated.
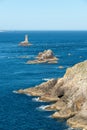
xmin=19 ymin=34 xmax=32 ymax=46
xmin=25 ymin=35 xmax=28 ymax=43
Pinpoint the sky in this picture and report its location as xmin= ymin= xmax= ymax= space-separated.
xmin=0 ymin=0 xmax=87 ymax=30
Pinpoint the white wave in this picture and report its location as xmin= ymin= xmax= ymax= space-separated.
xmin=32 ymin=97 xmax=46 ymax=102
xmin=38 ymin=105 xmax=47 ymax=110
xmin=32 ymin=97 xmax=40 ymax=102
xmin=26 ymin=94 xmax=31 ymax=96
xmin=42 ymin=78 xmax=51 ymax=81
xmin=37 ymin=105 xmax=50 ymax=111
xmin=65 ymin=127 xmax=74 ymax=130
xmin=13 ymin=90 xmax=18 ymax=94
xmin=13 ymin=91 xmax=31 ymax=96
xmin=46 ymin=115 xmax=52 ymax=118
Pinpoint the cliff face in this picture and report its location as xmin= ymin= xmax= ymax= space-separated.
xmin=16 ymin=60 xmax=87 ymax=130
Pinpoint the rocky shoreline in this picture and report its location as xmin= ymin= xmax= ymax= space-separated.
xmin=15 ymin=60 xmax=87 ymax=130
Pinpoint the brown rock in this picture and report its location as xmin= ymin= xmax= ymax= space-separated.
xmin=26 ymin=50 xmax=58 ymax=64
xmin=15 ymin=60 xmax=87 ymax=130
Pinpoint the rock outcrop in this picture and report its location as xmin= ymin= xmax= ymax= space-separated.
xmin=19 ymin=35 xmax=32 ymax=46
xmin=27 ymin=50 xmax=58 ymax=64
xmin=15 ymin=60 xmax=87 ymax=130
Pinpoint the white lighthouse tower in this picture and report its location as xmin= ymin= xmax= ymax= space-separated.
xmin=25 ymin=35 xmax=28 ymax=43
xmin=19 ymin=34 xmax=32 ymax=46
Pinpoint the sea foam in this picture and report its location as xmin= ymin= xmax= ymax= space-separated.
xmin=37 ymin=105 xmax=50 ymax=111
xmin=13 ymin=90 xmax=18 ymax=94
xmin=32 ymin=97 xmax=40 ymax=102
xmin=42 ymin=78 xmax=51 ymax=81
xmin=32 ymin=97 xmax=46 ymax=102
xmin=26 ymin=94 xmax=31 ymax=96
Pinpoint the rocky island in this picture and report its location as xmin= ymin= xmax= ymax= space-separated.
xmin=15 ymin=60 xmax=87 ymax=130
xmin=27 ymin=49 xmax=58 ymax=64
xmin=19 ymin=35 xmax=32 ymax=46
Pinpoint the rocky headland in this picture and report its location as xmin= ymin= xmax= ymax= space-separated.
xmin=27 ymin=49 xmax=58 ymax=64
xmin=15 ymin=60 xmax=87 ymax=130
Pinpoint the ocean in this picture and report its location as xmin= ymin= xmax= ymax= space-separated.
xmin=0 ymin=31 xmax=87 ymax=130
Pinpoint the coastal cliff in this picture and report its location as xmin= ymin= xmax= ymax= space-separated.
xmin=16 ymin=60 xmax=87 ymax=130
xmin=26 ymin=49 xmax=58 ymax=64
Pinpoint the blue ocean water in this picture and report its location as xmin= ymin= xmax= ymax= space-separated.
xmin=0 ymin=31 xmax=87 ymax=130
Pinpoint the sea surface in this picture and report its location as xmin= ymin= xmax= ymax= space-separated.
xmin=0 ymin=31 xmax=87 ymax=130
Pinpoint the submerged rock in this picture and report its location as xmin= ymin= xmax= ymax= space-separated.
xmin=58 ymin=66 xmax=64 ymax=69
xmin=26 ymin=49 xmax=58 ymax=64
xmin=15 ymin=60 xmax=87 ymax=130
xmin=19 ymin=35 xmax=32 ymax=46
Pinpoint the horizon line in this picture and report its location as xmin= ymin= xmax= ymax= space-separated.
xmin=0 ymin=30 xmax=87 ymax=32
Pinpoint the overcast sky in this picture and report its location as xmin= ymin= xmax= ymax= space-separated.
xmin=0 ymin=0 xmax=87 ymax=30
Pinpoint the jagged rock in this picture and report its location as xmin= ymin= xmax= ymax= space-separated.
xmin=26 ymin=50 xmax=58 ymax=64
xmin=52 ymin=108 xmax=77 ymax=119
xmin=45 ymin=99 xmax=66 ymax=111
xmin=17 ymin=79 xmax=57 ymax=97
xmin=15 ymin=60 xmax=87 ymax=130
